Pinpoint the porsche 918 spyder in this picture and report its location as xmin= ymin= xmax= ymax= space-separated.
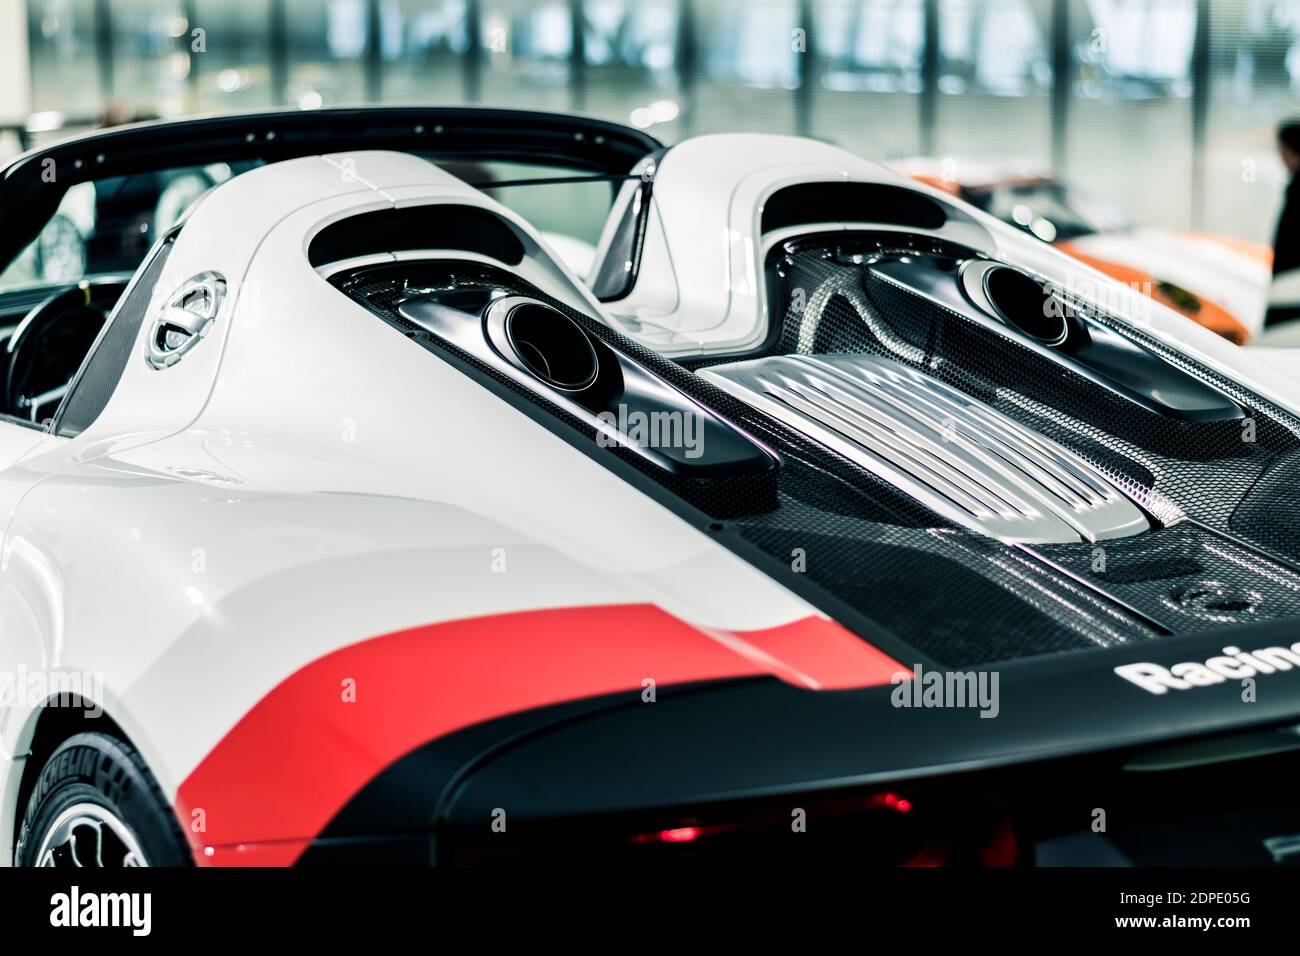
xmin=2 ymin=109 xmax=1300 ymax=867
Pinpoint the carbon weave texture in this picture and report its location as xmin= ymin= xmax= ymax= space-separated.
xmin=330 ymin=254 xmax=1300 ymax=667
xmin=745 ymin=235 xmax=1300 ymax=565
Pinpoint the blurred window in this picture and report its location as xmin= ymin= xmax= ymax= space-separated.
xmin=816 ymin=0 xmax=925 ymax=93
xmin=284 ymin=0 xmax=371 ymax=107
xmin=381 ymin=0 xmax=470 ymax=103
xmin=399 ymin=0 xmax=471 ymax=53
xmin=583 ymin=0 xmax=677 ymax=71
xmin=479 ymin=0 xmax=572 ymax=59
xmin=1079 ymin=0 xmax=1196 ymax=96
xmin=27 ymin=0 xmax=101 ymax=118
xmin=707 ymin=0 xmax=799 ymax=88
xmin=938 ymin=0 xmax=1050 ymax=96
xmin=108 ymin=0 xmax=186 ymax=118
xmin=474 ymin=0 xmax=574 ymax=110
xmin=191 ymin=0 xmax=277 ymax=111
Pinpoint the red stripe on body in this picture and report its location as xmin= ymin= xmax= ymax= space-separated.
xmin=176 ymin=604 xmax=900 ymax=865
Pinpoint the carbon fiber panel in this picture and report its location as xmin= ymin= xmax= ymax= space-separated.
xmin=332 ymin=251 xmax=1300 ymax=667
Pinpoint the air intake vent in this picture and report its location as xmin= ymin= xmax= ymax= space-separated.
xmin=701 ymin=354 xmax=1149 ymax=545
xmin=760 ymin=183 xmax=947 ymax=233
xmin=308 ymin=204 xmax=525 ymax=267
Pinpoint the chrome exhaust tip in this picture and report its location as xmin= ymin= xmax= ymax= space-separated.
xmin=487 ymin=296 xmax=600 ymax=391
xmin=967 ymin=261 xmax=1072 ymax=348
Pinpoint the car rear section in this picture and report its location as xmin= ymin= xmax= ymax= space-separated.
xmin=272 ymin=144 xmax=1300 ymax=866
xmin=301 ymin=217 xmax=1300 ymax=866
xmin=9 ymin=117 xmax=1300 ymax=869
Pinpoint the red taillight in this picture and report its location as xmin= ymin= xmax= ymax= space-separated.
xmin=657 ymin=826 xmax=703 ymax=844
xmin=867 ymin=791 xmax=913 ymax=813
xmin=629 ymin=823 xmax=712 ymax=845
xmin=453 ymin=784 xmax=1019 ymax=864
xmin=628 ymin=789 xmax=920 ymax=850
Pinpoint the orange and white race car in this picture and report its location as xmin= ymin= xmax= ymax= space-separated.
xmin=895 ymin=158 xmax=1272 ymax=345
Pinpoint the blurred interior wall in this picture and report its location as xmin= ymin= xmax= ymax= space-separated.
xmin=0 ymin=0 xmax=32 ymax=123
xmin=13 ymin=0 xmax=1300 ymax=243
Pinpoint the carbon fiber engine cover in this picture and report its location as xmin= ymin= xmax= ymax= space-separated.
xmin=335 ymin=248 xmax=1300 ymax=667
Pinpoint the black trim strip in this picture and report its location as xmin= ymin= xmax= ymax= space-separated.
xmin=1183 ymin=515 xmax=1300 ymax=578
xmin=1013 ymin=543 xmax=1174 ymax=635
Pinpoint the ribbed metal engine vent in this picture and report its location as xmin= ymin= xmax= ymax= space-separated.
xmin=701 ymin=354 xmax=1150 ymax=544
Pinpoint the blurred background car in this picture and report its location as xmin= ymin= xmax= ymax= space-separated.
xmin=895 ymin=157 xmax=1273 ymax=343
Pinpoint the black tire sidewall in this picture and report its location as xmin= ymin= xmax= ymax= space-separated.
xmin=17 ymin=732 xmax=189 ymax=867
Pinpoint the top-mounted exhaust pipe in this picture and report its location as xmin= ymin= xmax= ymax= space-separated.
xmin=974 ymin=263 xmax=1073 ymax=348
xmin=489 ymin=297 xmax=601 ymax=391
xmin=396 ymin=291 xmax=779 ymax=495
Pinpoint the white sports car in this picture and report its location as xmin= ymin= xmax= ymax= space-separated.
xmin=2 ymin=109 xmax=1300 ymax=867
